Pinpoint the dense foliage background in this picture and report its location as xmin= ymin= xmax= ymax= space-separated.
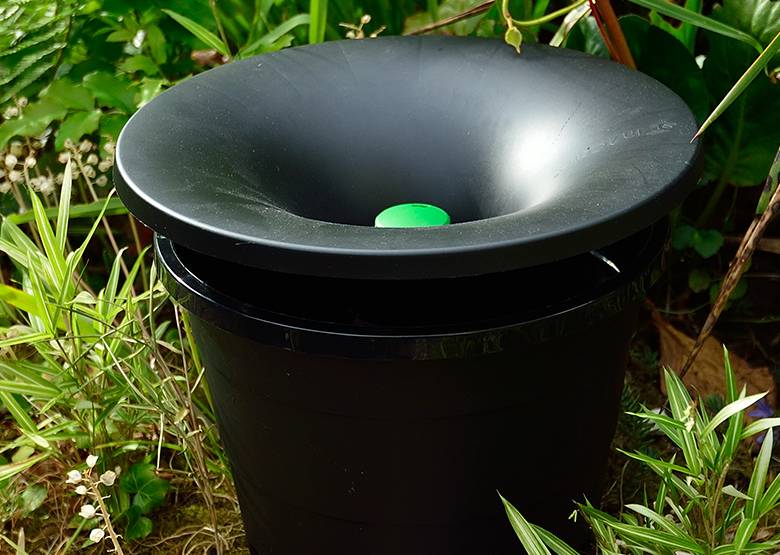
xmin=0 ymin=0 xmax=778 ymax=553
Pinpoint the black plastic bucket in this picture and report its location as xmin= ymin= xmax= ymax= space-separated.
xmin=115 ymin=36 xmax=701 ymax=554
xmin=155 ymin=221 xmax=666 ymax=554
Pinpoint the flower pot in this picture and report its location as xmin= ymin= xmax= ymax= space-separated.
xmin=115 ymin=36 xmax=701 ymax=554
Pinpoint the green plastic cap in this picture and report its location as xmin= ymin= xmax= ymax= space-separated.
xmin=374 ymin=203 xmax=451 ymax=228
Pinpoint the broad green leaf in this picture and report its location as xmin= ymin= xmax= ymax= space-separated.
xmin=501 ymin=495 xmax=551 ymax=555
xmin=120 ymin=463 xmax=169 ymax=513
xmin=671 ymin=224 xmax=696 ymax=250
xmin=0 ymin=98 xmax=66 ymax=149
xmin=649 ymin=0 xmax=702 ymax=52
xmin=692 ymin=229 xmax=724 ymax=258
xmin=137 ymin=78 xmax=164 ymax=108
xmin=40 ymin=80 xmax=95 ymax=111
xmin=712 ymin=0 xmax=780 ymax=48
xmin=83 ymin=71 xmax=137 ymax=113
xmin=55 ymin=110 xmax=101 ymax=151
xmin=702 ymin=34 xmax=780 ymax=186
xmin=746 ymin=430 xmax=773 ymax=518
xmin=565 ymin=15 xmax=610 ymax=58
xmin=688 ymin=268 xmax=711 ymax=292
xmin=309 ymin=0 xmax=328 ymax=44
xmin=702 ymin=391 xmax=767 ymax=435
xmin=162 ymin=10 xmax=229 ymax=57
xmin=124 ymin=514 xmax=153 ymax=540
xmin=20 ymin=484 xmax=47 ymax=514
xmin=620 ymin=15 xmax=709 ymax=122
xmin=106 ymin=29 xmax=135 ymax=42
xmin=626 ymin=0 xmax=762 ymax=52
xmin=120 ymin=55 xmax=158 ymax=75
xmin=696 ymin=32 xmax=780 ymax=139
xmin=145 ymin=24 xmax=167 ymax=64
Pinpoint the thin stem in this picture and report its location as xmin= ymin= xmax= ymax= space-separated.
xmin=127 ymin=215 xmax=148 ymax=291
xmin=404 ymin=0 xmax=494 ymax=35
xmin=89 ymin=479 xmax=125 ymax=555
xmin=511 ymin=0 xmax=587 ymax=27
xmin=593 ymin=0 xmax=636 ymax=68
xmin=209 ymin=0 xmax=232 ymax=58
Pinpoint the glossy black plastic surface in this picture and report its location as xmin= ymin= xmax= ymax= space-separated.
xmin=156 ymin=224 xmax=666 ymax=554
xmin=117 ymin=36 xmax=700 ymax=279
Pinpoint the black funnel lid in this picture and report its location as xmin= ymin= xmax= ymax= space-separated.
xmin=115 ymin=36 xmax=700 ymax=279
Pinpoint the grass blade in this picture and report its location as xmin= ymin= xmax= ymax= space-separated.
xmin=746 ymin=430 xmax=773 ymax=518
xmin=702 ymin=392 xmax=767 ymax=436
xmin=309 ymin=0 xmax=328 ymax=44
xmin=626 ymin=0 xmax=762 ymax=52
xmin=741 ymin=418 xmax=780 ymax=439
xmin=533 ymin=525 xmax=580 ymax=555
xmin=162 ymin=10 xmax=229 ymax=57
xmin=499 ymin=493 xmax=552 ymax=555
xmin=695 ymin=32 xmax=780 ymax=139
xmin=55 ymin=158 xmax=73 ymax=254
xmin=0 ymin=391 xmax=49 ymax=449
xmin=29 ymin=187 xmax=66 ymax=284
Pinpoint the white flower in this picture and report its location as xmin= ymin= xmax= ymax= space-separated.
xmin=24 ymin=156 xmax=36 ymax=168
xmin=4 ymin=154 xmax=17 ymax=168
xmin=38 ymin=177 xmax=54 ymax=195
xmin=0 ymin=181 xmax=10 ymax=194
xmin=99 ymin=470 xmax=116 ymax=486
xmin=79 ymin=503 xmax=97 ymax=519
xmin=79 ymin=139 xmax=93 ymax=152
xmin=3 ymin=106 xmax=19 ymax=119
xmin=75 ymin=484 xmax=88 ymax=495
xmin=86 ymin=454 xmax=98 ymax=468
xmin=86 ymin=153 xmax=99 ymax=165
xmin=83 ymin=164 xmax=96 ymax=179
xmin=98 ymin=159 xmax=113 ymax=173
xmin=89 ymin=528 xmax=105 ymax=543
xmin=8 ymin=170 xmax=21 ymax=183
xmin=66 ymin=470 xmax=82 ymax=484
xmin=16 ymin=97 xmax=28 ymax=108
xmin=57 ymin=152 xmax=70 ymax=164
xmin=95 ymin=175 xmax=108 ymax=187
xmin=103 ymin=142 xmax=115 ymax=154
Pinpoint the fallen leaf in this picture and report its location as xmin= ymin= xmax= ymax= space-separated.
xmin=652 ymin=312 xmax=776 ymax=406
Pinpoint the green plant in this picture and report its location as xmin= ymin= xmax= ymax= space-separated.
xmin=0 ymin=162 xmax=230 ymax=548
xmin=502 ymin=347 xmax=780 ymax=555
